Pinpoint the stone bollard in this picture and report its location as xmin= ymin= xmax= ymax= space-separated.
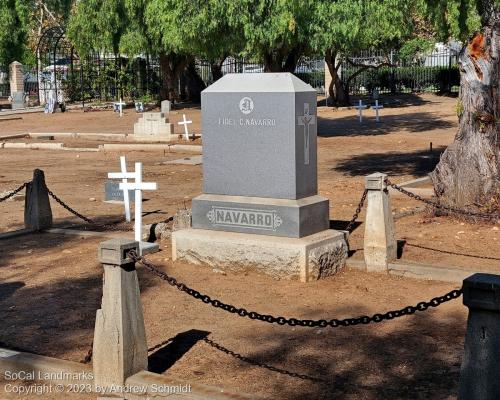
xmin=24 ymin=169 xmax=53 ymax=231
xmin=363 ymin=172 xmax=396 ymax=272
xmin=459 ymin=273 xmax=500 ymax=399
xmin=93 ymin=238 xmax=148 ymax=388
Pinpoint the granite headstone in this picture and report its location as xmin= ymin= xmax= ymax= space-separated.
xmin=191 ymin=73 xmax=329 ymax=238
xmin=104 ymin=180 xmax=135 ymax=203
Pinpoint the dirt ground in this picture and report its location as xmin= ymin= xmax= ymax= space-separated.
xmin=0 ymin=93 xmax=498 ymax=399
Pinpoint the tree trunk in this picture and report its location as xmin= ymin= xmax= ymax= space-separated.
xmin=159 ymin=52 xmax=189 ymax=101
xmin=430 ymin=6 xmax=499 ymax=209
xmin=263 ymin=52 xmax=284 ymax=72
xmin=263 ymin=48 xmax=300 ymax=73
xmin=210 ymin=57 xmax=225 ymax=82
xmin=325 ymin=50 xmax=349 ymax=106
xmin=183 ymin=59 xmax=206 ymax=102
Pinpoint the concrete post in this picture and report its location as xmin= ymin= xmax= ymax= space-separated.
xmin=363 ymin=172 xmax=396 ymax=272
xmin=24 ymin=169 xmax=53 ymax=231
xmin=93 ymin=238 xmax=148 ymax=388
xmin=9 ymin=61 xmax=24 ymax=96
xmin=459 ymin=273 xmax=500 ymax=400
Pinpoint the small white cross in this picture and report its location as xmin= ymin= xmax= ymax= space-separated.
xmin=354 ymin=100 xmax=368 ymax=123
xmin=178 ymin=114 xmax=192 ymax=141
xmin=116 ymin=98 xmax=126 ymax=117
xmin=372 ymin=100 xmax=384 ymax=122
xmin=108 ymin=161 xmax=157 ymax=251
xmin=297 ymin=103 xmax=316 ymax=165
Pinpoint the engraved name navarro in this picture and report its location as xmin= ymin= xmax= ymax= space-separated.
xmin=218 ymin=117 xmax=276 ymax=126
xmin=207 ymin=207 xmax=283 ymax=231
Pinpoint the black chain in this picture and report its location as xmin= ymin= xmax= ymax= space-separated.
xmin=47 ymin=189 xmax=95 ymax=224
xmin=406 ymin=242 xmax=500 ymax=261
xmin=345 ymin=189 xmax=368 ymax=232
xmin=131 ymin=251 xmax=462 ymax=328
xmin=386 ymin=179 xmax=500 ymax=220
xmin=0 ymin=182 xmax=28 ymax=203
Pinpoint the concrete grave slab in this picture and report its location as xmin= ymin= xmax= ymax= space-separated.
xmin=165 ymin=155 xmax=203 ymax=165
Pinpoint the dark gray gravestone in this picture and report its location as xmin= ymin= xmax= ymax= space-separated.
xmin=24 ymin=169 xmax=52 ymax=230
xmin=459 ymin=273 xmax=500 ymax=400
xmin=191 ymin=73 xmax=329 ymax=238
xmin=104 ymin=180 xmax=135 ymax=203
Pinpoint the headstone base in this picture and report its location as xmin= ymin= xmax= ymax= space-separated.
xmin=192 ymin=194 xmax=329 ymax=238
xmin=139 ymin=241 xmax=159 ymax=256
xmin=172 ymin=228 xmax=348 ymax=282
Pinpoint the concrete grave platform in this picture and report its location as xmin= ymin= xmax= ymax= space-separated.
xmin=172 ymin=228 xmax=348 ymax=282
xmin=134 ymin=112 xmax=175 ymax=140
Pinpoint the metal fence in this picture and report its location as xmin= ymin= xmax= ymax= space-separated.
xmin=0 ymin=66 xmax=8 ymax=97
xmin=341 ymin=49 xmax=460 ymax=94
xmin=195 ymin=57 xmax=326 ymax=94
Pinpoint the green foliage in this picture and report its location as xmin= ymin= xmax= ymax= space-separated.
xmin=68 ymin=0 xmax=128 ymax=55
xmin=230 ymin=0 xmax=315 ymax=61
xmin=311 ymin=0 xmax=415 ymax=56
xmin=421 ymin=0 xmax=481 ymax=41
xmin=0 ymin=0 xmax=29 ymax=65
xmin=399 ymin=38 xmax=435 ymax=61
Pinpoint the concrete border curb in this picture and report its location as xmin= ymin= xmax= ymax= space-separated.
xmin=99 ymin=143 xmax=202 ymax=153
xmin=347 ymin=259 xmax=478 ymax=283
xmin=0 ymin=347 xmax=257 ymax=399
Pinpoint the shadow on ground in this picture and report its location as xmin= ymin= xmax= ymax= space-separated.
xmin=148 ymin=311 xmax=464 ymax=400
xmin=334 ymin=148 xmax=445 ymax=177
xmin=318 ymin=112 xmax=454 ymax=137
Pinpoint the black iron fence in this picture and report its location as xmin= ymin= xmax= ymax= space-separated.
xmin=195 ymin=57 xmax=325 ymax=94
xmin=4 ymin=47 xmax=462 ymax=105
xmin=341 ymin=49 xmax=460 ymax=95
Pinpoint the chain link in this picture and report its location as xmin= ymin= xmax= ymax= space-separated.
xmin=386 ymin=179 xmax=500 ymax=220
xmin=345 ymin=189 xmax=368 ymax=233
xmin=0 ymin=182 xmax=28 ymax=203
xmin=47 ymin=189 xmax=95 ymax=224
xmin=131 ymin=251 xmax=462 ymax=328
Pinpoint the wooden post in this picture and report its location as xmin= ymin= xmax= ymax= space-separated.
xmin=93 ymin=238 xmax=148 ymax=388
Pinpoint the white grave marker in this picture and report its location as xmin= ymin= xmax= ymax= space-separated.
xmin=354 ymin=100 xmax=367 ymax=123
xmin=115 ymin=98 xmax=126 ymax=117
xmin=178 ymin=114 xmax=192 ymax=141
xmin=108 ymin=161 xmax=158 ymax=255
xmin=372 ymin=100 xmax=383 ymax=122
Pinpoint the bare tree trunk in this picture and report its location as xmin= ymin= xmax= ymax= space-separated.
xmin=430 ymin=6 xmax=499 ymax=209
xmin=325 ymin=49 xmax=349 ymax=106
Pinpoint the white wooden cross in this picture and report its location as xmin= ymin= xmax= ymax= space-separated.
xmin=297 ymin=103 xmax=316 ymax=165
xmin=116 ymin=98 xmax=126 ymax=117
xmin=108 ymin=161 xmax=157 ymax=247
xmin=372 ymin=100 xmax=383 ymax=122
xmin=354 ymin=100 xmax=368 ymax=123
xmin=178 ymin=114 xmax=192 ymax=141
